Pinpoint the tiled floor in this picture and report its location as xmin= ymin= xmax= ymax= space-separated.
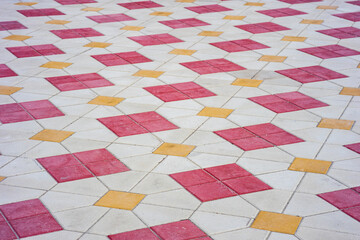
xmin=0 ymin=0 xmax=359 ymax=239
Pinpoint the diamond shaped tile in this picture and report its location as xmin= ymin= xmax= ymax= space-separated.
xmin=169 ymin=49 xmax=196 ymax=55
xmin=0 ymin=64 xmax=17 ymax=78
xmin=129 ymin=33 xmax=183 ymax=46
xmin=181 ymin=58 xmax=246 ymax=74
xmin=7 ymin=44 xmax=64 ymax=58
xmin=46 ymin=20 xmax=70 ymax=25
xmin=15 ymin=2 xmax=37 ymax=6
xmin=333 ymin=12 xmax=360 ymax=22
xmin=55 ymin=0 xmax=97 ymax=5
xmin=318 ymin=27 xmax=360 ymax=39
xmin=153 ymin=143 xmax=195 ymax=157
xmin=88 ymin=96 xmax=124 ymax=106
xmin=280 ymin=0 xmax=320 ymax=3
xmin=251 ymin=211 xmax=302 ymax=234
xmin=245 ymin=2 xmax=265 ymax=6
xmin=91 ymin=51 xmax=152 ymax=66
xmin=198 ymin=31 xmax=223 ymax=37
xmin=121 ymin=25 xmax=144 ymax=31
xmin=197 ymin=107 xmax=233 ymax=118
xmin=133 ymin=70 xmax=164 ymax=78
xmin=3 ymin=35 xmax=32 ymax=41
xmin=223 ymin=15 xmax=246 ymax=20
xmin=211 ymin=39 xmax=269 ymax=53
xmin=151 ymin=220 xmax=207 ymax=239
xmin=41 ymin=61 xmax=72 ymax=69
xmin=51 ymin=28 xmax=103 ymax=39
xmin=17 ymin=8 xmax=64 ymax=17
xmin=30 ymin=129 xmax=74 ymax=142
xmin=259 ymin=55 xmax=287 ymax=62
xmin=118 ymin=1 xmax=163 ymax=10
xmin=232 ymin=78 xmax=263 ymax=87
xmin=318 ymin=188 xmax=360 ymax=209
xmin=299 ymin=44 xmax=360 ymax=59
xmin=150 ymin=11 xmax=172 ymax=16
xmin=186 ymin=4 xmax=232 ymax=14
xmin=84 ymin=42 xmax=112 ymax=48
xmin=87 ymin=13 xmax=135 ymax=23
xmin=95 ymin=191 xmax=145 ymax=210
xmin=289 ymin=158 xmax=332 ymax=174
xmin=301 ymin=19 xmax=324 ymax=24
xmin=236 ymin=22 xmax=290 ymax=34
xmin=318 ymin=118 xmax=354 ymax=130
xmin=0 ymin=21 xmax=27 ymax=31
xmin=344 ymin=142 xmax=360 ymax=154
xmin=257 ymin=8 xmax=306 ymax=18
xmin=0 ymin=86 xmax=22 ymax=95
xmin=159 ymin=18 xmax=209 ymax=29
xmin=82 ymin=7 xmax=103 ymax=11
xmin=281 ymin=36 xmax=307 ymax=41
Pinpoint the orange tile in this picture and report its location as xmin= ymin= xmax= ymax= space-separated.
xmin=30 ymin=129 xmax=74 ymax=142
xmin=150 ymin=12 xmax=172 ymax=16
xmin=82 ymin=7 xmax=103 ymax=11
xmin=84 ymin=42 xmax=112 ymax=48
xmin=169 ymin=49 xmax=196 ymax=55
xmin=318 ymin=118 xmax=354 ymax=130
xmin=46 ymin=20 xmax=71 ymax=25
xmin=223 ymin=15 xmax=246 ymax=20
xmin=133 ymin=70 xmax=164 ymax=78
xmin=95 ymin=191 xmax=145 ymax=210
xmin=198 ymin=31 xmax=223 ymax=37
xmin=41 ymin=61 xmax=72 ymax=69
xmin=232 ymin=78 xmax=262 ymax=87
xmin=259 ymin=55 xmax=287 ymax=62
xmin=0 ymin=86 xmax=22 ymax=95
xmin=176 ymin=0 xmax=195 ymax=2
xmin=0 ymin=176 xmax=5 ymax=182
xmin=121 ymin=26 xmax=144 ymax=31
xmin=317 ymin=5 xmax=338 ymax=10
xmin=153 ymin=143 xmax=195 ymax=157
xmin=197 ymin=107 xmax=234 ymax=118
xmin=339 ymin=87 xmax=360 ymax=96
xmin=251 ymin=211 xmax=302 ymax=234
xmin=15 ymin=2 xmax=37 ymax=5
xmin=289 ymin=158 xmax=332 ymax=174
xmin=281 ymin=36 xmax=307 ymax=42
xmin=3 ymin=35 xmax=32 ymax=41
xmin=245 ymin=2 xmax=264 ymax=6
xmin=88 ymin=96 xmax=124 ymax=106
xmin=301 ymin=19 xmax=324 ymax=24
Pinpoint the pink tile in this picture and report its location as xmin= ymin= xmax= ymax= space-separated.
xmin=6 ymin=46 xmax=41 ymax=58
xmin=182 ymin=87 xmax=216 ymax=99
xmin=205 ymin=163 xmax=252 ymax=181
xmin=279 ymin=0 xmax=320 ymax=3
xmin=352 ymin=186 xmax=360 ymax=193
xmin=231 ymin=137 xmax=274 ymax=151
xmin=333 ymin=12 xmax=360 ymax=22
xmin=159 ymin=18 xmax=210 ymax=29
xmin=214 ymin=127 xmax=255 ymax=140
xmin=37 ymin=154 xmax=80 ymax=169
xmin=46 ymin=165 xmax=93 ymax=183
xmin=210 ymin=39 xmax=269 ymax=52
xmin=32 ymin=44 xmax=64 ymax=56
xmin=129 ymin=33 xmax=183 ymax=46
xmin=51 ymin=28 xmax=103 ymax=39
xmin=87 ymin=13 xmax=135 ymax=23
xmin=170 ymin=169 xmax=217 ymax=187
xmin=92 ymin=52 xmax=152 ymax=66
xmin=342 ymin=206 xmax=360 ymax=221
xmin=151 ymin=220 xmax=207 ymax=240
xmin=17 ymin=8 xmax=64 ymax=17
xmin=140 ymin=119 xmax=179 ymax=132
xmin=10 ymin=213 xmax=62 ymax=238
xmin=98 ymin=115 xmax=148 ymax=137
xmin=223 ymin=176 xmax=272 ymax=195
xmin=181 ymin=58 xmax=245 ymax=74
xmin=0 ymin=103 xmax=32 ymax=124
xmin=55 ymin=0 xmax=97 ymax=4
xmin=0 ymin=199 xmax=48 ymax=221
xmin=118 ymin=1 xmax=163 ymax=10
xmin=262 ymin=102 xmax=302 ymax=113
xmin=85 ymin=160 xmax=129 ymax=176
xmin=0 ymin=21 xmax=27 ymax=31
xmin=0 ymin=64 xmax=17 ymax=78
xmin=21 ymin=100 xmax=64 ymax=120
xmin=244 ymin=123 xmax=284 ymax=136
xmin=298 ymin=45 xmax=360 ymax=59
xmin=318 ymin=188 xmax=360 ymax=209
xmin=74 ymin=148 xmax=117 ymax=163
xmin=186 ymin=4 xmax=232 ymax=14
xmin=257 ymin=8 xmax=306 ymax=18
xmin=128 ymin=111 xmax=164 ymax=122
xmin=109 ymin=228 xmax=159 ymax=240
xmin=347 ymin=0 xmax=360 ymax=6
xmin=318 ymin=27 xmax=360 ymax=39
xmin=344 ymin=142 xmax=360 ymax=154
xmin=187 ymin=181 xmax=237 ymax=202
xmin=0 ymin=222 xmax=16 ymax=240
xmin=236 ymin=22 xmax=290 ymax=34
xmin=262 ymin=132 xmax=304 ymax=146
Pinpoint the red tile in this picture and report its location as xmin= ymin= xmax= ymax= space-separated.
xmin=224 ymin=176 xmax=272 ymax=195
xmin=318 ymin=188 xmax=360 ymax=209
xmin=353 ymin=186 xmax=360 ymax=193
xmin=249 ymin=95 xmax=286 ymax=105
xmin=21 ymin=100 xmax=64 ymax=120
xmin=333 ymin=12 xmax=360 ymax=22
xmin=214 ymin=127 xmax=255 ymax=140
xmin=347 ymin=0 xmax=360 ymax=6
xmin=98 ymin=115 xmax=148 ymax=137
xmin=298 ymin=45 xmax=360 ymax=59
xmin=171 ymin=82 xmax=204 ymax=91
xmin=6 ymin=46 xmax=41 ymax=58
xmin=205 ymin=163 xmax=252 ymax=181
xmin=231 ymin=137 xmax=274 ymax=151
xmin=181 ymin=58 xmax=245 ymax=74
xmin=109 ymin=228 xmax=159 ymax=240
xmin=262 ymin=132 xmax=304 ymax=146
xmin=0 ymin=222 xmax=16 ymax=240
xmin=37 ymin=154 xmax=80 ymax=169
xmin=0 ymin=21 xmax=27 ymax=31
xmin=159 ymin=18 xmax=209 ymax=29
xmin=151 ymin=220 xmax=207 ymax=240
xmin=87 ymin=13 xmax=135 ymax=23
xmin=17 ymin=8 xmax=64 ymax=17
xmin=182 ymin=87 xmax=216 ymax=99
xmin=118 ymin=1 xmax=163 ymax=10
xmin=236 ymin=22 xmax=290 ymax=34
xmin=186 ymin=181 xmax=237 ymax=202
xmin=51 ymin=28 xmax=103 ymax=39
xmin=211 ymin=39 xmax=269 ymax=52
xmin=129 ymin=33 xmax=183 ymax=46
xmin=47 ymin=165 xmax=93 ymax=183
xmin=140 ymin=119 xmax=179 ymax=132
xmin=343 ymin=206 xmax=360 ymax=221
xmin=0 ymin=199 xmax=48 ymax=221
xmin=0 ymin=64 xmax=17 ymax=78
xmin=170 ymin=169 xmax=217 ymax=187
xmin=74 ymin=148 xmax=117 ymax=163
xmin=10 ymin=213 xmax=62 ymax=238
xmin=344 ymin=142 xmax=360 ymax=154
xmin=318 ymin=27 xmax=360 ymax=39
xmin=86 ymin=160 xmax=129 ymax=176
xmin=186 ymin=4 xmax=232 ymax=14
xmin=262 ymin=102 xmax=303 ymax=113
xmin=257 ymin=8 xmax=306 ymax=18
xmin=55 ymin=0 xmax=97 ymax=4
xmin=244 ymin=123 xmax=284 ymax=136
xmin=92 ymin=52 xmax=152 ymax=66
xmin=128 ymin=111 xmax=164 ymax=122
xmin=0 ymin=103 xmax=32 ymax=124
xmin=279 ymin=0 xmax=320 ymax=3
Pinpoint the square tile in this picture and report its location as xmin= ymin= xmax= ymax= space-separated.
xmin=55 ymin=0 xmax=97 ymax=4
xmin=198 ymin=31 xmax=223 ymax=37
xmin=153 ymin=143 xmax=195 ymax=157
xmin=232 ymin=78 xmax=262 ymax=87
xmin=0 ymin=199 xmax=48 ymax=220
xmin=0 ymin=64 xmax=17 ymax=78
xmin=87 ymin=13 xmax=135 ymax=23
xmin=150 ymin=11 xmax=173 ymax=16
xmin=317 ymin=5 xmax=338 ymax=9
xmin=0 ymin=222 xmax=16 ymax=240
xmin=318 ymin=27 xmax=360 ymax=39
xmin=46 ymin=20 xmax=71 ymax=25
xmin=0 ymin=103 xmax=33 ymax=124
xmin=181 ymin=58 xmax=246 ymax=74
xmin=0 ymin=21 xmax=27 ymax=31
xmin=129 ymin=33 xmax=183 ymax=46
xmin=251 ymin=211 xmax=302 ymax=234
xmin=257 ymin=8 xmax=306 ymax=18
xmin=176 ymin=0 xmax=195 ymax=2
xmin=91 ymin=51 xmax=152 ymax=66
xmin=133 ymin=70 xmax=164 ymax=78
xmin=245 ymin=2 xmax=265 ymax=6
xmin=197 ymin=107 xmax=234 ymax=118
xmin=280 ymin=0 xmax=320 ymax=3
xmin=88 ymin=96 xmax=124 ymax=106
xmin=7 ymin=44 xmax=64 ymax=58
xmin=211 ymin=39 xmax=269 ymax=53
xmin=151 ymin=220 xmax=207 ymax=239
xmin=121 ymin=26 xmax=144 ymax=31
xmin=17 ymin=8 xmax=64 ymax=17
xmin=223 ymin=15 xmax=246 ymax=20
xmin=281 ymin=36 xmax=307 ymax=42
xmin=170 ymin=169 xmax=217 ymax=187
xmin=41 ymin=61 xmax=72 ymax=69
xmin=185 ymin=4 xmax=232 ymax=14
xmin=159 ymin=18 xmax=209 ymax=29
xmin=118 ymin=1 xmax=163 ymax=10
xmin=109 ymin=228 xmax=159 ymax=240
xmin=344 ymin=142 xmax=360 ymax=154
xmin=95 ymin=191 xmax=145 ymax=210
xmin=342 ymin=206 xmax=360 ymax=221
xmin=205 ymin=163 xmax=252 ymax=181
xmin=82 ymin=7 xmax=103 ymax=11
xmin=318 ymin=188 xmax=360 ymax=209
xmin=0 ymin=86 xmax=22 ymax=95
xmin=224 ymin=176 xmax=272 ymax=195
xmin=301 ymin=19 xmax=324 ymax=24
xmin=3 ymin=35 xmax=32 ymax=41
xmin=30 ymin=129 xmax=74 ymax=142
xmin=84 ymin=42 xmax=112 ymax=48
xmin=259 ymin=55 xmax=287 ymax=62
xmin=186 ymin=181 xmax=237 ymax=202
xmin=333 ymin=12 xmax=360 ymax=22
xmin=317 ymin=118 xmax=354 ymax=130
xmin=51 ymin=28 xmax=103 ymax=39
xmin=169 ymin=49 xmax=196 ymax=55
xmin=298 ymin=44 xmax=360 ymax=59
xmin=236 ymin=22 xmax=290 ymax=34
xmin=231 ymin=137 xmax=274 ymax=151
xmin=289 ymin=158 xmax=332 ymax=174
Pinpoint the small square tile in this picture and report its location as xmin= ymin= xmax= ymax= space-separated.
xmin=88 ymin=96 xmax=124 ymax=106
xmin=129 ymin=33 xmax=183 ymax=46
xmin=118 ymin=1 xmax=163 ymax=10
xmin=160 ymin=18 xmax=210 ymax=29
xmin=259 ymin=55 xmax=287 ymax=62
xmin=318 ymin=118 xmax=354 ymax=130
xmin=17 ymin=8 xmax=64 ymax=17
xmin=153 ymin=143 xmax=195 ymax=157
xmin=257 ymin=8 xmax=306 ymax=18
xmin=133 ymin=70 xmax=164 ymax=78
xmin=121 ymin=26 xmax=144 ymax=31
xmin=95 ymin=191 xmax=145 ymax=210
xmin=205 ymin=163 xmax=252 ymax=181
xmin=186 ymin=4 xmax=232 ymax=14
xmin=245 ymin=2 xmax=264 ymax=6
xmin=223 ymin=15 xmax=246 ymax=20
xmin=30 ymin=129 xmax=74 ymax=142
xmin=150 ymin=11 xmax=172 ymax=16
xmin=0 ymin=86 xmax=22 ymax=95
xmin=0 ymin=199 xmax=48 ymax=220
xmin=236 ymin=22 xmax=290 ymax=34
xmin=301 ymin=19 xmax=324 ymax=24
xmin=151 ymin=220 xmax=207 ymax=239
xmin=82 ymin=7 xmax=103 ymax=11
xmin=3 ymin=35 xmax=32 ymax=41
xmin=333 ymin=12 xmax=360 ymax=22
xmin=46 ymin=20 xmax=71 ymax=25
xmin=289 ymin=158 xmax=332 ymax=174
xmin=197 ymin=107 xmax=233 ymax=118
xmin=41 ymin=61 xmax=72 ymax=69
xmin=170 ymin=169 xmax=217 ymax=187
xmin=281 ymin=36 xmax=307 ymax=42
xmin=0 ymin=21 xmax=27 ymax=31
xmin=109 ymin=228 xmax=159 ymax=240
xmin=84 ymin=42 xmax=112 ymax=48
xmin=317 ymin=5 xmax=338 ymax=9
xmin=223 ymin=176 xmax=272 ymax=195
xmin=232 ymin=78 xmax=262 ymax=87
xmin=318 ymin=188 xmax=360 ymax=209
xmin=198 ymin=31 xmax=223 ymax=37
xmin=187 ymin=181 xmax=237 ymax=202
xmin=340 ymin=87 xmax=360 ymax=96
xmin=251 ymin=211 xmax=302 ymax=234
xmin=343 ymin=206 xmax=360 ymax=221
xmin=15 ymin=2 xmax=37 ymax=6
xmin=169 ymin=49 xmax=196 ymax=55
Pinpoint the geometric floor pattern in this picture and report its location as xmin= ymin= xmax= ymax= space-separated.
xmin=0 ymin=0 xmax=359 ymax=239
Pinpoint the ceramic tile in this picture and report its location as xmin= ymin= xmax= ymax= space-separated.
xmin=30 ymin=129 xmax=74 ymax=142
xmin=251 ymin=211 xmax=302 ymax=234
xmin=289 ymin=157 xmax=332 ymax=174
xmin=153 ymin=142 xmax=195 ymax=157
xmin=95 ymin=191 xmax=145 ymax=210
xmin=318 ymin=118 xmax=354 ymax=130
xmin=197 ymin=107 xmax=234 ymax=118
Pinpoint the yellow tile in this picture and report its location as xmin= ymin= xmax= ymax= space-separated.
xmin=197 ymin=107 xmax=234 ymax=118
xmin=30 ymin=129 xmax=74 ymax=142
xmin=301 ymin=19 xmax=324 ymax=24
xmin=281 ymin=36 xmax=307 ymax=42
xmin=176 ymin=0 xmax=195 ymax=2
xmin=0 ymin=86 xmax=22 ymax=95
xmin=318 ymin=118 xmax=354 ymax=130
xmin=15 ymin=2 xmax=37 ymax=6
xmin=3 ymin=35 xmax=32 ymax=41
xmin=358 ymin=63 xmax=360 ymax=68
xmin=82 ymin=7 xmax=103 ymax=11
xmin=0 ymin=176 xmax=5 ymax=182
xmin=133 ymin=70 xmax=164 ymax=78
xmin=259 ymin=55 xmax=287 ymax=62
xmin=317 ymin=5 xmax=338 ymax=10
xmin=153 ymin=143 xmax=195 ymax=157
xmin=169 ymin=49 xmax=196 ymax=56
xmin=251 ymin=211 xmax=302 ymax=234
xmin=223 ymin=15 xmax=246 ymax=20
xmin=340 ymin=87 xmax=360 ymax=96
xmin=245 ymin=2 xmax=264 ymax=6
xmin=198 ymin=31 xmax=223 ymax=37
xmin=232 ymin=78 xmax=263 ymax=87
xmin=150 ymin=11 xmax=173 ymax=16
xmin=88 ymin=96 xmax=125 ymax=106
xmin=289 ymin=158 xmax=332 ymax=174
xmin=95 ymin=191 xmax=145 ymax=210
xmin=41 ymin=61 xmax=72 ymax=69
xmin=46 ymin=20 xmax=71 ymax=25
xmin=121 ymin=26 xmax=144 ymax=31
xmin=84 ymin=42 xmax=112 ymax=48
